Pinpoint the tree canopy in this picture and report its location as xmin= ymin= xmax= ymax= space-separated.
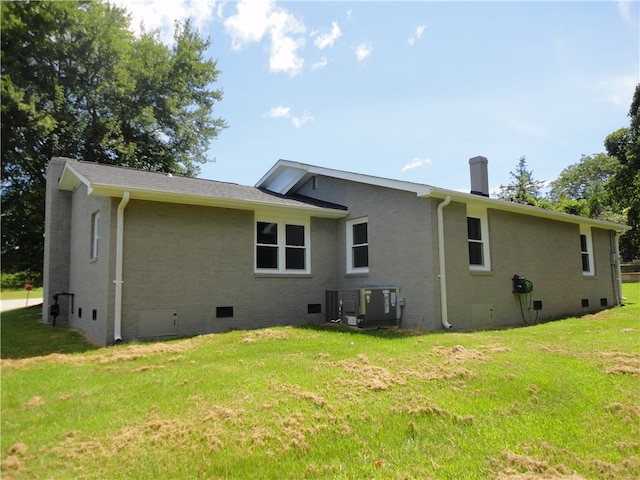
xmin=1 ymin=0 xmax=227 ymax=277
xmin=497 ymin=156 xmax=545 ymax=205
xmin=546 ymin=153 xmax=623 ymax=223
xmin=604 ymin=83 xmax=640 ymax=261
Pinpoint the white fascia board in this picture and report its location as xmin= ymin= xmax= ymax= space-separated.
xmin=257 ymin=159 xmax=434 ymax=196
xmin=423 ymin=187 xmax=631 ymax=233
xmin=88 ymin=184 xmax=348 ymax=219
xmin=58 ymin=162 xmax=93 ymax=194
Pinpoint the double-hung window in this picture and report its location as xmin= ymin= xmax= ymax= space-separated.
xmin=466 ymin=205 xmax=490 ymax=271
xmin=346 ymin=217 xmax=369 ymax=274
xmin=255 ymin=217 xmax=310 ymax=274
xmin=90 ymin=211 xmax=100 ymax=259
xmin=580 ymin=226 xmax=594 ymax=276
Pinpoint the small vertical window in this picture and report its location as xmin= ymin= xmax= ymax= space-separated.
xmin=90 ymin=211 xmax=100 ymax=259
xmin=256 ymin=222 xmax=278 ymax=269
xmin=580 ymin=235 xmax=590 ymax=272
xmin=285 ymin=224 xmax=305 ymax=270
xmin=467 ymin=217 xmax=484 ymax=266
xmin=579 ymin=226 xmax=594 ymax=276
xmin=346 ymin=218 xmax=369 ymax=273
xmin=466 ymin=205 xmax=491 ymax=271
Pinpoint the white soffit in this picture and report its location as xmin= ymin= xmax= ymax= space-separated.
xmin=58 ymin=163 xmax=92 ymax=193
xmin=259 ymin=165 xmax=309 ymax=195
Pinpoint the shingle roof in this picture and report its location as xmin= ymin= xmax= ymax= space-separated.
xmin=56 ymin=158 xmax=348 ymax=217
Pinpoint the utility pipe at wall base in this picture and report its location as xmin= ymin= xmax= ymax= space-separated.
xmin=437 ymin=195 xmax=452 ymax=329
xmin=114 ymin=191 xmax=130 ymax=344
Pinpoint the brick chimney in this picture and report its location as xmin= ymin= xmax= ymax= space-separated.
xmin=469 ymin=156 xmax=489 ymax=197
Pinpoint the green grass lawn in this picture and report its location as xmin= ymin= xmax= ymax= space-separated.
xmin=1 ymin=285 xmax=638 ymax=479
xmin=0 ymin=288 xmax=43 ymax=301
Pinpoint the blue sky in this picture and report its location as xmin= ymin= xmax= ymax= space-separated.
xmin=118 ymin=0 xmax=639 ymax=194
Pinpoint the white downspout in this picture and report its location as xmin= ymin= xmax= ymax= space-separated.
xmin=614 ymin=231 xmax=625 ymax=303
xmin=437 ymin=195 xmax=452 ymax=329
xmin=114 ymin=191 xmax=130 ymax=344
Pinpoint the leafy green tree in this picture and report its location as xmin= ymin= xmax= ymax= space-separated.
xmin=497 ymin=156 xmax=545 ymax=205
xmin=547 ymin=153 xmax=622 ymax=222
xmin=1 ymin=0 xmax=227 ymax=276
xmin=605 ymin=83 xmax=640 ymax=261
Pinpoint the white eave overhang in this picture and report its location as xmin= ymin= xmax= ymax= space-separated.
xmin=57 ymin=163 xmax=347 ymax=219
xmin=257 ymin=159 xmax=433 ymax=196
xmin=258 ymin=159 xmax=630 ymax=233
xmin=423 ymin=187 xmax=631 ymax=233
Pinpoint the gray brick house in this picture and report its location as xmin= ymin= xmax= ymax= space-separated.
xmin=43 ymin=156 xmax=629 ymax=345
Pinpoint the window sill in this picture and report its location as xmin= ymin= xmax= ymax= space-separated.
xmin=254 ymin=273 xmax=312 ymax=279
xmin=469 ymin=269 xmax=493 ymax=276
xmin=345 ymin=272 xmax=369 ymax=278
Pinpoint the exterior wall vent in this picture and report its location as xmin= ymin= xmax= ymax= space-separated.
xmin=216 ymin=306 xmax=234 ymax=318
xmin=307 ymin=303 xmax=321 ymax=314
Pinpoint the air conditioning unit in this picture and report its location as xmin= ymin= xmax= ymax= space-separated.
xmin=326 ymin=286 xmax=403 ymax=328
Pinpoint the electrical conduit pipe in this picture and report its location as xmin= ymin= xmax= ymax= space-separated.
xmin=114 ymin=191 xmax=130 ymax=344
xmin=437 ymin=195 xmax=452 ymax=329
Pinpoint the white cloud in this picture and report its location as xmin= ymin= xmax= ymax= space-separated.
xmin=594 ymin=74 xmax=638 ymax=106
xmin=617 ymin=1 xmax=639 ymax=27
xmin=401 ymin=158 xmax=431 ymax=172
xmin=355 ymin=42 xmax=372 ymax=61
xmin=408 ymin=25 xmax=426 ymax=46
xmin=223 ymin=0 xmax=306 ymax=76
xmin=266 ymin=105 xmax=315 ymax=128
xmin=267 ymin=105 xmax=291 ymax=119
xmin=312 ymin=57 xmax=329 ymax=70
xmin=114 ymin=0 xmax=217 ymax=45
xmin=313 ymin=21 xmax=342 ymax=49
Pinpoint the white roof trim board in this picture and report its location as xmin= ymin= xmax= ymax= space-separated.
xmin=257 ymin=159 xmax=631 ymax=233
xmin=54 ymin=157 xmax=630 ymax=233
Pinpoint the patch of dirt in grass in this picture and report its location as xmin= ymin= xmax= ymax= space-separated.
xmin=597 ymin=351 xmax=640 ymax=376
xmin=132 ymin=365 xmax=167 ymax=373
xmin=494 ymin=442 xmax=640 ymax=480
xmin=329 ymin=354 xmax=405 ymax=392
xmin=430 ymin=344 xmax=489 ymax=362
xmin=604 ymin=402 xmax=640 ymax=422
xmin=0 ymin=443 xmax=29 ymax=479
xmin=1 ymin=341 xmax=194 ymax=370
xmin=325 ymin=344 xmax=506 ymax=394
xmin=52 ymin=412 xmax=229 ymax=464
xmin=534 ymin=344 xmax=571 ymax=355
xmin=241 ymin=328 xmax=290 ymax=344
xmin=491 ymin=449 xmax=586 ymax=479
xmin=391 ymin=397 xmax=474 ymax=424
xmin=22 ymin=396 xmax=45 ymax=409
xmin=592 ymin=457 xmax=640 ymax=480
xmin=277 ymin=383 xmax=329 ymax=408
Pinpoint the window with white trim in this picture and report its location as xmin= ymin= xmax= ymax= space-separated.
xmin=466 ymin=205 xmax=491 ymax=271
xmin=346 ymin=217 xmax=369 ymax=274
xmin=580 ymin=226 xmax=594 ymax=276
xmin=255 ymin=217 xmax=310 ymax=274
xmin=90 ymin=211 xmax=100 ymax=259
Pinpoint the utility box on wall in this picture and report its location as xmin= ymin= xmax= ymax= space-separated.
xmin=326 ymin=286 xmax=402 ymax=327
